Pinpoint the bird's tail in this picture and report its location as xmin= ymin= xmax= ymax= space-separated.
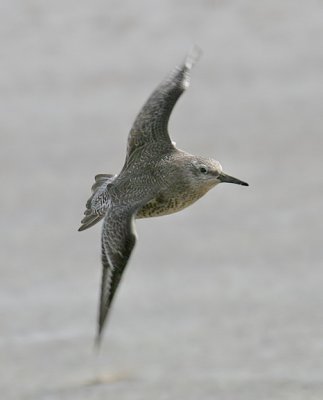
xmin=78 ymin=174 xmax=116 ymax=232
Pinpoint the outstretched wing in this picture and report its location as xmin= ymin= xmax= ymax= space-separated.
xmin=126 ymin=46 xmax=201 ymax=161
xmin=96 ymin=204 xmax=138 ymax=344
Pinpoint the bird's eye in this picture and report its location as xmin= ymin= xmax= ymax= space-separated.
xmin=199 ymin=166 xmax=208 ymax=174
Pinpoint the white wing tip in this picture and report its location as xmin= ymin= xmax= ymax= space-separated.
xmin=184 ymin=45 xmax=202 ymax=70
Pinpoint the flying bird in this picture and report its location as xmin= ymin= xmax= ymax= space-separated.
xmin=79 ymin=47 xmax=248 ymax=345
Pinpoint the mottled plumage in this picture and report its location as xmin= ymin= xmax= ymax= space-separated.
xmin=79 ymin=47 xmax=248 ymax=344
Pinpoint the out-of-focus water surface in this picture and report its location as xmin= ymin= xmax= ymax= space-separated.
xmin=1 ymin=1 xmax=323 ymax=399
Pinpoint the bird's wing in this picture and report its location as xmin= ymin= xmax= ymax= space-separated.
xmin=126 ymin=46 xmax=201 ymax=161
xmin=96 ymin=203 xmax=138 ymax=344
xmin=78 ymin=174 xmax=116 ymax=232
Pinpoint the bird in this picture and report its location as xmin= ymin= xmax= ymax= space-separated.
xmin=79 ymin=47 xmax=248 ymax=345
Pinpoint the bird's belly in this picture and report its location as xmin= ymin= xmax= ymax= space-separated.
xmin=136 ymin=193 xmax=201 ymax=219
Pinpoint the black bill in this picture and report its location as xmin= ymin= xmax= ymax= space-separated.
xmin=219 ymin=172 xmax=249 ymax=186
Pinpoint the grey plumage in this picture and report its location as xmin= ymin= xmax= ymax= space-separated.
xmin=79 ymin=174 xmax=115 ymax=231
xmin=79 ymin=47 xmax=248 ymax=345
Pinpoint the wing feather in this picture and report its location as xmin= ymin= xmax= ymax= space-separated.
xmin=126 ymin=46 xmax=201 ymax=160
xmin=95 ymin=205 xmax=137 ymax=344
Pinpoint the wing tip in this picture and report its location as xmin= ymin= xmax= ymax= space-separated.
xmin=184 ymin=45 xmax=202 ymax=70
xmin=94 ymin=331 xmax=103 ymax=350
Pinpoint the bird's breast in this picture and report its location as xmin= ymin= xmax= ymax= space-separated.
xmin=136 ymin=190 xmax=205 ymax=219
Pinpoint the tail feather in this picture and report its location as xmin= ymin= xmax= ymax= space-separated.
xmin=78 ymin=215 xmax=104 ymax=232
xmin=78 ymin=173 xmax=116 ymax=232
xmin=91 ymin=174 xmax=114 ymax=192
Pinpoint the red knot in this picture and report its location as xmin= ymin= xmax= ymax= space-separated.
xmin=79 ymin=47 xmax=248 ymax=345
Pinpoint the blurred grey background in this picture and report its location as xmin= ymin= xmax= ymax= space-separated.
xmin=1 ymin=1 xmax=323 ymax=399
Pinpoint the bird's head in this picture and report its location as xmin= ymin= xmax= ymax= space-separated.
xmin=188 ymin=156 xmax=249 ymax=190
